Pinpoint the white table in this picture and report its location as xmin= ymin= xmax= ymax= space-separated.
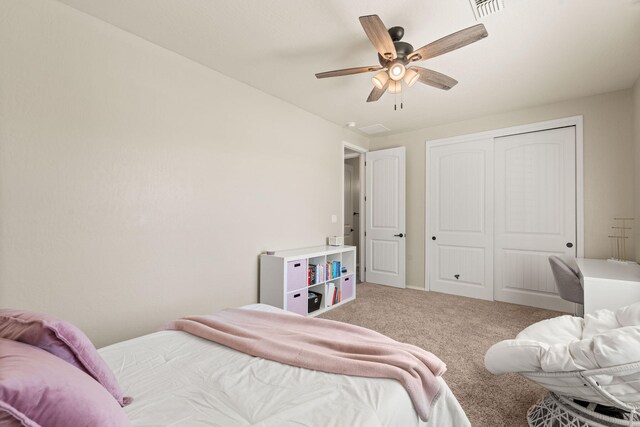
xmin=576 ymin=258 xmax=640 ymax=315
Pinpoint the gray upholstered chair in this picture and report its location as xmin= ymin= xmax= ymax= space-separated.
xmin=548 ymin=255 xmax=583 ymax=305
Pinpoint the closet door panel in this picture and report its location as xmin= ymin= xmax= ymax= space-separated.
xmin=493 ymin=127 xmax=576 ymax=311
xmin=428 ymin=139 xmax=494 ymax=300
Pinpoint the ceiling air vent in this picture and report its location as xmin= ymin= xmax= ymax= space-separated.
xmin=358 ymin=124 xmax=390 ymax=135
xmin=470 ymin=0 xmax=504 ymax=19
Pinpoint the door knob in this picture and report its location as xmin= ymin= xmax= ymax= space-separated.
xmin=350 ymin=228 xmax=354 ymax=232
xmin=394 ymin=233 xmax=404 ymax=238
xmin=566 ymin=242 xmax=573 ymax=248
xmin=353 ymin=212 xmax=359 ymax=215
xmin=432 ymin=236 xmax=436 ymax=240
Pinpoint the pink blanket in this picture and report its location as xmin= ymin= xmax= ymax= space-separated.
xmin=162 ymin=308 xmax=446 ymax=421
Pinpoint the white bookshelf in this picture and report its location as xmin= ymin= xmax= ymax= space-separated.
xmin=259 ymin=245 xmax=356 ymax=317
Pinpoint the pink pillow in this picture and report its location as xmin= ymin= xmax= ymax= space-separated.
xmin=0 ymin=309 xmax=131 ymax=406
xmin=0 ymin=338 xmax=130 ymax=427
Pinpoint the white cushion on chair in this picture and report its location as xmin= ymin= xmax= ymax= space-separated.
xmin=616 ymin=302 xmax=640 ymax=327
xmin=485 ymin=302 xmax=640 ymax=375
xmin=591 ymin=327 xmax=640 ymax=367
xmin=484 ymin=339 xmax=546 ymax=374
xmin=517 ymin=315 xmax=584 ymax=345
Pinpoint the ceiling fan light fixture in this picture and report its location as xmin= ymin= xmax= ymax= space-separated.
xmin=371 ymin=71 xmax=389 ymax=89
xmin=403 ymin=68 xmax=419 ymax=87
xmin=388 ymin=80 xmax=402 ymax=94
xmin=388 ymin=62 xmax=406 ymax=81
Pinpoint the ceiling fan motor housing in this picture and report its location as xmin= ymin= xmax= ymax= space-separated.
xmin=388 ymin=26 xmax=404 ymax=42
xmin=378 ymin=41 xmax=414 ymax=66
xmin=376 ymin=26 xmax=413 ymax=66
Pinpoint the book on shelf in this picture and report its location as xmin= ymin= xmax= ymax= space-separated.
xmin=323 ymin=261 xmax=341 ymax=280
xmin=308 ymin=264 xmax=317 ymax=285
xmin=309 ymin=263 xmax=346 ymax=286
xmin=327 ymin=283 xmax=335 ymax=306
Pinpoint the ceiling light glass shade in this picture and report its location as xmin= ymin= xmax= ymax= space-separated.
xmin=403 ymin=68 xmax=419 ymax=87
xmin=388 ymin=62 xmax=406 ymax=81
xmin=371 ymin=71 xmax=389 ymax=89
xmin=388 ymin=80 xmax=402 ymax=94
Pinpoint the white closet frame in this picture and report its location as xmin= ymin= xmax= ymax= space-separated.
xmin=424 ymin=115 xmax=584 ymax=291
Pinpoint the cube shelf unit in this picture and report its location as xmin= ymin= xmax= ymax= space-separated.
xmin=260 ymin=245 xmax=356 ymax=317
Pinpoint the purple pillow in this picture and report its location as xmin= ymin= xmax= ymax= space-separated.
xmin=0 ymin=338 xmax=130 ymax=427
xmin=0 ymin=309 xmax=131 ymax=406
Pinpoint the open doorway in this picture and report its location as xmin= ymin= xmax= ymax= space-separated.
xmin=343 ymin=143 xmax=366 ymax=283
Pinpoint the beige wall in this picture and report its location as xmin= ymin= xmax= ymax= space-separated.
xmin=371 ymin=90 xmax=635 ymax=289
xmin=635 ymin=78 xmax=640 ymax=262
xmin=0 ymin=0 xmax=368 ymax=346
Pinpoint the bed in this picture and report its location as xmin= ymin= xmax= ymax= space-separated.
xmin=98 ymin=304 xmax=470 ymax=426
xmin=98 ymin=304 xmax=470 ymax=427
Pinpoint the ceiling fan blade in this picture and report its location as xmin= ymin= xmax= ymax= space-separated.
xmin=367 ymin=80 xmax=389 ymax=102
xmin=408 ymin=24 xmax=488 ymax=62
xmin=315 ymin=66 xmax=383 ymax=79
xmin=413 ymin=66 xmax=458 ymax=90
xmin=359 ymin=15 xmax=397 ymax=60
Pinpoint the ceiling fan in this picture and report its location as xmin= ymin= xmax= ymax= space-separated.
xmin=315 ymin=15 xmax=488 ymax=103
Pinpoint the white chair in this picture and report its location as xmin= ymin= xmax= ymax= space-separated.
xmin=485 ymin=302 xmax=640 ymax=426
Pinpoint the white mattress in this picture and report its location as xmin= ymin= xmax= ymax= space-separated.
xmin=99 ymin=305 xmax=469 ymax=426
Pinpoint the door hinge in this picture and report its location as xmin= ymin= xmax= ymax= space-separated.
xmin=364 ymin=196 xmax=367 ymax=202
xmin=364 ymin=231 xmax=367 ymax=236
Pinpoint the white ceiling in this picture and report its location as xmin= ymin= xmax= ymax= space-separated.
xmin=56 ymin=0 xmax=640 ymax=136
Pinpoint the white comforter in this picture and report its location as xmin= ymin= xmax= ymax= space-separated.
xmin=99 ymin=305 xmax=469 ymax=426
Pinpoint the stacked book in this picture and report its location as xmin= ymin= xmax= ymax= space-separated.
xmin=326 ymin=283 xmax=342 ymax=306
xmin=325 ymin=261 xmax=341 ymax=281
xmin=308 ymin=264 xmax=326 ymax=285
xmin=308 ymin=264 xmax=316 ymax=285
xmin=308 ymin=261 xmax=342 ymax=285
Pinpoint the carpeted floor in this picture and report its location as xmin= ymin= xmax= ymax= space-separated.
xmin=319 ymin=283 xmax=567 ymax=427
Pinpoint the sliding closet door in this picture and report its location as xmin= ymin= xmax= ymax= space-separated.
xmin=428 ymin=139 xmax=494 ymax=300
xmin=493 ymin=127 xmax=576 ymax=311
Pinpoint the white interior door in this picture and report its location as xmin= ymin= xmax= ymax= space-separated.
xmin=428 ymin=139 xmax=494 ymax=300
xmin=344 ymin=163 xmax=355 ymax=246
xmin=365 ymin=147 xmax=405 ymax=288
xmin=493 ymin=127 xmax=576 ymax=311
